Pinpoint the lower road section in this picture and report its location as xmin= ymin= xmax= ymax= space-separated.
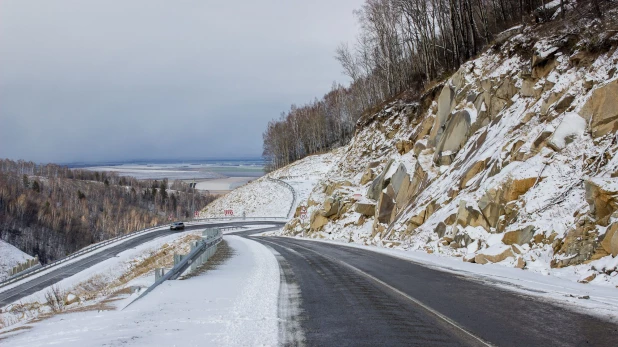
xmin=0 ymin=221 xmax=284 ymax=306
xmin=235 ymin=232 xmax=618 ymax=347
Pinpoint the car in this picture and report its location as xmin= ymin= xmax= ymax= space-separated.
xmin=170 ymin=222 xmax=185 ymax=230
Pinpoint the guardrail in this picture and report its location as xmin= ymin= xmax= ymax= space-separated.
xmin=124 ymin=228 xmax=223 ymax=309
xmin=0 ymin=218 xmax=286 ymax=290
xmin=0 ymin=223 xmax=173 ymax=289
xmin=266 ymin=177 xmax=297 ymax=219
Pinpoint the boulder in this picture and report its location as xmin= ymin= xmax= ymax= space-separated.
xmin=531 ymin=128 xmax=554 ymax=152
xmin=376 ymin=189 xmax=396 ymax=224
xmin=460 ymin=160 xmax=486 ymax=188
xmin=310 ymin=213 xmax=329 ymax=231
xmin=584 ymin=178 xmax=618 ymax=223
xmin=434 ymin=222 xmax=447 ymax=238
xmin=360 ymin=167 xmax=376 ymax=185
xmin=579 ymin=78 xmax=618 ymax=138
xmin=504 ymin=177 xmax=537 ymax=201
xmin=502 ymin=226 xmax=535 ymax=245
xmin=552 ymin=223 xmax=599 ymax=268
xmin=601 ymin=222 xmax=618 ymax=257
xmin=475 ymin=245 xmax=516 ymax=264
xmin=395 ymin=140 xmax=414 ymax=155
xmin=515 ymin=257 xmax=526 ymax=269
xmin=321 ymin=197 xmax=340 ymax=218
xmin=367 ymin=159 xmax=394 ymax=200
xmin=456 ymin=200 xmax=490 ymax=231
xmin=354 ymin=202 xmax=376 ymax=217
xmin=428 ymin=83 xmax=455 ymax=147
xmin=434 ymin=110 xmax=472 ymax=165
xmin=390 ymin=163 xmax=409 ymax=196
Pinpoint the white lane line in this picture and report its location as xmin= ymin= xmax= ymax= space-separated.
xmin=261 ymin=238 xmax=494 ymax=347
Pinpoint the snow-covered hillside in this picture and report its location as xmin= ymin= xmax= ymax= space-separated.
xmin=0 ymin=241 xmax=35 ymax=281
xmin=274 ymin=15 xmax=618 ymax=289
xmin=200 ymin=152 xmax=338 ymax=218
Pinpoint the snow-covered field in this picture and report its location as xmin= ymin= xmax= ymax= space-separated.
xmin=0 ymin=236 xmax=280 ymax=346
xmin=0 ymin=241 xmax=35 ymax=281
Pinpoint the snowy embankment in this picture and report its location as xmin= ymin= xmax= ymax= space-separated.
xmin=0 ymin=236 xmax=280 ymax=346
xmin=0 ymin=240 xmax=36 ymax=281
xmin=200 ymin=152 xmax=338 ymax=218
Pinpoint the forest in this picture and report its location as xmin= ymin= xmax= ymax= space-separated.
xmin=262 ymin=0 xmax=608 ymax=171
xmin=0 ymin=159 xmax=215 ymax=263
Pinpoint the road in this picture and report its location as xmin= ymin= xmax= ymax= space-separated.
xmin=229 ymin=229 xmax=618 ymax=347
xmin=0 ymin=221 xmax=284 ymax=306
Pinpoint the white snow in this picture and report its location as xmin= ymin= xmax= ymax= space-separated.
xmin=549 ymin=112 xmax=587 ymax=149
xmin=0 ymin=236 xmax=280 ymax=346
xmin=200 ymin=177 xmax=293 ymax=218
xmin=0 ymin=240 xmax=35 ymax=281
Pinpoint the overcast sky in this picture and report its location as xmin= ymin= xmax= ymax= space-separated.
xmin=0 ymin=0 xmax=362 ymax=164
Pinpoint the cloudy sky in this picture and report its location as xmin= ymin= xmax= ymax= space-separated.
xmin=0 ymin=0 xmax=362 ymax=164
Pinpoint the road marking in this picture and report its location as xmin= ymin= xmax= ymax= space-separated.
xmin=260 ymin=238 xmax=494 ymax=347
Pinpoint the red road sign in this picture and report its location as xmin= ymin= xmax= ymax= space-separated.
xmin=224 ymin=209 xmax=234 ymax=216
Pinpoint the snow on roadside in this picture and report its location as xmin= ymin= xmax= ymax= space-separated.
xmin=0 ymin=241 xmax=35 ymax=281
xmin=0 ymin=236 xmax=280 ymax=347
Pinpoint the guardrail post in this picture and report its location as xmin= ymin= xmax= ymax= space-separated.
xmin=174 ymin=254 xmax=185 ymax=266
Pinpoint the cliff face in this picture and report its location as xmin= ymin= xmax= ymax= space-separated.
xmin=278 ymin=16 xmax=618 ymax=285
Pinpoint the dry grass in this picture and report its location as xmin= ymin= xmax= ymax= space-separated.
xmin=179 ymin=240 xmax=234 ymax=280
xmin=0 ymin=232 xmax=203 ymax=331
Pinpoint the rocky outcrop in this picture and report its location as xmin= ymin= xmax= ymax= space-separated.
xmin=456 ymin=200 xmax=490 ymax=231
xmin=434 ymin=110 xmax=472 ymax=165
xmin=367 ymin=159 xmax=394 ymax=200
xmin=502 ymin=226 xmax=535 ymax=245
xmin=579 ymin=78 xmax=618 ymax=138
xmin=601 ymin=222 xmax=618 ymax=257
xmin=376 ymin=189 xmax=396 ymax=224
xmin=585 ymin=178 xmax=618 ymax=224
xmin=310 ymin=213 xmax=329 ymax=231
xmin=477 ymin=176 xmax=536 ymax=231
xmin=321 ymin=197 xmax=340 ymax=218
xmin=475 ymin=245 xmax=516 ymax=264
xmin=428 ymin=83 xmax=455 ymax=147
xmin=354 ymin=202 xmax=376 ymax=217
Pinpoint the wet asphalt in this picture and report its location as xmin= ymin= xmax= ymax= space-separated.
xmin=228 ymin=229 xmax=618 ymax=347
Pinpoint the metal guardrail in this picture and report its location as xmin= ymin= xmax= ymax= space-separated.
xmin=0 ymin=218 xmax=286 ymax=290
xmin=266 ymin=177 xmax=297 ymax=219
xmin=0 ymin=223 xmax=172 ymax=289
xmin=124 ymin=228 xmax=223 ymax=309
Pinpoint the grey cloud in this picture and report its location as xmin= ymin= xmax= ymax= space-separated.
xmin=0 ymin=0 xmax=362 ymax=163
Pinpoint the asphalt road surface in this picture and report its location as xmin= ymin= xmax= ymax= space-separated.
xmin=229 ymin=230 xmax=618 ymax=347
xmin=0 ymin=221 xmax=284 ymax=306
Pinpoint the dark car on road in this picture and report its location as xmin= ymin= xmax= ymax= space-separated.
xmin=170 ymin=222 xmax=185 ymax=230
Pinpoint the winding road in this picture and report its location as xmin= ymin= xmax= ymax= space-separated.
xmin=229 ymin=228 xmax=618 ymax=347
xmin=0 ymin=221 xmax=284 ymax=306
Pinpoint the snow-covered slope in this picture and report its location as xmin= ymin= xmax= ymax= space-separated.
xmin=275 ymin=14 xmax=618 ymax=289
xmin=200 ymin=152 xmax=338 ymax=218
xmin=0 ymin=241 xmax=35 ymax=281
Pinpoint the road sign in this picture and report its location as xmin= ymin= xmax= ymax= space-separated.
xmin=168 ymin=215 xmax=173 ymax=221
xmin=194 ymin=211 xmax=199 ymax=217
xmin=300 ymin=205 xmax=307 ymax=221
xmin=224 ymin=209 xmax=234 ymax=216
